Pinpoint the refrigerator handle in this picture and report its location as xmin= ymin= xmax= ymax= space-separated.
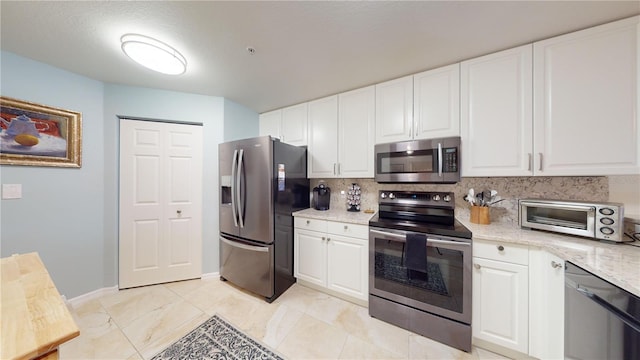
xmin=231 ymin=149 xmax=239 ymax=227
xmin=237 ymin=148 xmax=245 ymax=228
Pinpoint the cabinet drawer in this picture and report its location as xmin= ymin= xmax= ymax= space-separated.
xmin=294 ymin=217 xmax=327 ymax=232
xmin=327 ymin=221 xmax=368 ymax=239
xmin=474 ymin=239 xmax=528 ymax=265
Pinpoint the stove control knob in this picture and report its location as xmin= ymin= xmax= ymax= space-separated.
xmin=432 ymin=194 xmax=441 ymax=201
xmin=380 ymin=193 xmax=387 ymax=199
xmin=388 ymin=193 xmax=395 ymax=199
xmin=443 ymin=195 xmax=451 ymax=202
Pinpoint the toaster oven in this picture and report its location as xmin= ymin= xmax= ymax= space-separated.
xmin=519 ymin=199 xmax=627 ymax=242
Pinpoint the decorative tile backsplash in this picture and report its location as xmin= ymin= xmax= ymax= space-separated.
xmin=311 ymin=177 xmax=609 ymax=224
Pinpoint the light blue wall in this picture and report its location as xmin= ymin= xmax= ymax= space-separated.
xmin=103 ymin=84 xmax=225 ymax=285
xmin=0 ymin=51 xmax=106 ymax=297
xmin=1 ymin=51 xmax=257 ymax=298
xmin=223 ymin=98 xmax=259 ymax=141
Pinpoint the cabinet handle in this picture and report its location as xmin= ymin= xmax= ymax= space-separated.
xmin=344 ymin=225 xmax=348 ymax=230
xmin=306 ymin=220 xmax=310 ymax=225
xmin=528 ymin=153 xmax=532 ymax=171
xmin=327 ymin=237 xmax=330 ymax=242
xmin=333 ymin=163 xmax=337 ymax=175
xmin=322 ymin=237 xmax=326 ymax=241
xmin=177 ymin=210 xmax=182 ymax=215
xmin=474 ymin=263 xmax=481 ymax=269
xmin=539 ymin=153 xmax=543 ymax=171
xmin=497 ymin=245 xmax=505 ymax=251
xmin=551 ymin=261 xmax=563 ymax=269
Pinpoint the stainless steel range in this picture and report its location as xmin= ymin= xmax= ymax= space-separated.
xmin=369 ymin=190 xmax=473 ymax=352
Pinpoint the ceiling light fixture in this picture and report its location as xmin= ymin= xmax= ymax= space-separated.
xmin=120 ymin=34 xmax=187 ymax=75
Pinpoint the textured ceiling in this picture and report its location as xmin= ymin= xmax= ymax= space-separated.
xmin=1 ymin=1 xmax=639 ymax=113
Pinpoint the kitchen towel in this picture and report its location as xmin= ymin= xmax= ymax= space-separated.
xmin=405 ymin=233 xmax=428 ymax=274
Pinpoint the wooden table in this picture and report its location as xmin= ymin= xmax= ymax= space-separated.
xmin=1 ymin=252 xmax=79 ymax=360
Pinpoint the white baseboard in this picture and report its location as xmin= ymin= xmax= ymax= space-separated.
xmin=67 ymin=273 xmax=220 ymax=309
xmin=68 ymin=285 xmax=119 ymax=309
xmin=201 ymin=272 xmax=220 ymax=280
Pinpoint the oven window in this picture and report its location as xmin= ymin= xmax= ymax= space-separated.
xmin=373 ymin=237 xmax=464 ymax=313
xmin=526 ymin=207 xmax=588 ymax=230
xmin=377 ymin=149 xmax=435 ymax=174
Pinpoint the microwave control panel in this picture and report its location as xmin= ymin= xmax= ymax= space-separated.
xmin=442 ymin=148 xmax=458 ymax=172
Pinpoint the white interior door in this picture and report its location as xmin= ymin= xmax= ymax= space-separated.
xmin=119 ymin=119 xmax=203 ymax=289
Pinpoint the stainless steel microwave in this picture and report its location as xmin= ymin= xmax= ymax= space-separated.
xmin=519 ymin=199 xmax=627 ymax=242
xmin=374 ymin=136 xmax=460 ymax=183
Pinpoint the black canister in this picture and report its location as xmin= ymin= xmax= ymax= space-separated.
xmin=313 ymin=183 xmax=331 ymax=210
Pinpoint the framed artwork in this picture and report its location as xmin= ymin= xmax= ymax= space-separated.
xmin=0 ymin=96 xmax=82 ymax=167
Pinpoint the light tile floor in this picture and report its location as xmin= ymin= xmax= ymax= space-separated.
xmin=60 ymin=278 xmax=511 ymax=360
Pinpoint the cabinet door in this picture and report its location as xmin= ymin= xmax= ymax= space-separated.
xmin=529 ymin=250 xmax=564 ymax=360
xmin=281 ymin=103 xmax=308 ymax=146
xmin=326 ymin=234 xmax=368 ymax=300
xmin=414 ymin=63 xmax=460 ymax=139
xmin=294 ymin=229 xmax=327 ymax=287
xmin=375 ymin=76 xmax=413 ymax=144
xmin=473 ymin=257 xmax=529 ymax=354
xmin=259 ymin=109 xmax=282 ymax=139
xmin=461 ymin=45 xmax=533 ymax=177
xmin=338 ymin=86 xmax=375 ymax=178
xmin=308 ymin=95 xmax=339 ymax=178
xmin=533 ymin=16 xmax=640 ymax=175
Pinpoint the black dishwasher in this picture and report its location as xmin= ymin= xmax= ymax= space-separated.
xmin=565 ymin=261 xmax=640 ymax=360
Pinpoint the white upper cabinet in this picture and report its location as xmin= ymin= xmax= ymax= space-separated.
xmin=376 ymin=66 xmax=460 ymax=145
xmin=338 ymin=86 xmax=375 ymax=178
xmin=533 ymin=16 xmax=640 ymax=176
xmin=308 ymin=88 xmax=375 ymax=179
xmin=258 ymin=109 xmax=282 ymax=140
xmin=375 ymin=75 xmax=413 ymax=143
xmin=308 ymin=95 xmax=339 ymax=178
xmin=461 ymin=45 xmax=533 ymax=177
xmin=259 ymin=104 xmax=308 ymax=146
xmin=414 ymin=63 xmax=461 ymax=139
xmin=281 ymin=103 xmax=308 ymax=146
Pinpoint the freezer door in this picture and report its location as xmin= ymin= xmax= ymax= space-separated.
xmin=236 ymin=136 xmax=274 ymax=244
xmin=220 ymin=235 xmax=274 ymax=298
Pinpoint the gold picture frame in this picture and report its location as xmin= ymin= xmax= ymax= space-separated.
xmin=0 ymin=96 xmax=82 ymax=168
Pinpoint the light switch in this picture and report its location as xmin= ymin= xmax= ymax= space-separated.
xmin=2 ymin=184 xmax=22 ymax=199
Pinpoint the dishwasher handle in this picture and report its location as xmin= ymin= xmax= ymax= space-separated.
xmin=576 ymin=286 xmax=640 ymax=333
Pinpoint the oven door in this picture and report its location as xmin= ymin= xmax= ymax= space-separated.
xmin=369 ymin=227 xmax=472 ymax=324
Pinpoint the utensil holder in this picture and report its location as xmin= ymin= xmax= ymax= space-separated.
xmin=470 ymin=206 xmax=490 ymax=225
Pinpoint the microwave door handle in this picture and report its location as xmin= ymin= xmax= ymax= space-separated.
xmin=438 ymin=142 xmax=443 ymax=177
xmin=236 ymin=149 xmax=245 ymax=228
xmin=231 ymin=149 xmax=239 ymax=227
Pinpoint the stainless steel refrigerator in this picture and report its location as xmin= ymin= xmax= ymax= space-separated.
xmin=219 ymin=136 xmax=309 ymax=302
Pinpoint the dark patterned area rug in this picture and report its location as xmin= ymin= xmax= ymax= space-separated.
xmin=151 ymin=315 xmax=283 ymax=360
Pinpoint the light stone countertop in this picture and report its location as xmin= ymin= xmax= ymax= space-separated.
xmin=459 ymin=218 xmax=640 ymax=297
xmin=292 ymin=207 xmax=640 ymax=297
xmin=293 ymin=208 xmax=376 ymax=225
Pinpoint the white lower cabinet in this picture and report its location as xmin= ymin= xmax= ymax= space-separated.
xmin=294 ymin=217 xmax=368 ymax=302
xmin=529 ymin=249 xmax=564 ymax=360
xmin=473 ymin=239 xmax=567 ymax=359
xmin=473 ymin=240 xmax=529 ymax=355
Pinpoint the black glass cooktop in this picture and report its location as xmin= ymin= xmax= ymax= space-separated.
xmin=369 ymin=213 xmax=472 ymax=239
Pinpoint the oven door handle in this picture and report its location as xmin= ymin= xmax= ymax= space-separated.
xmin=370 ymin=229 xmax=405 ymax=240
xmin=370 ymin=229 xmax=471 ymax=248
